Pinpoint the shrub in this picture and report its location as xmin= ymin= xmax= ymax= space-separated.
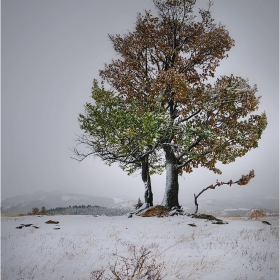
xmin=90 ymin=244 xmax=166 ymax=279
xmin=250 ymin=209 xmax=267 ymax=219
xmin=31 ymin=207 xmax=40 ymax=215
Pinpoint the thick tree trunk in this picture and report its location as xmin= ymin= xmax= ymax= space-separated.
xmin=141 ymin=155 xmax=153 ymax=207
xmin=161 ymin=146 xmax=180 ymax=209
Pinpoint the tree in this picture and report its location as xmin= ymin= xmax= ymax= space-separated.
xmin=41 ymin=206 xmax=47 ymax=215
xmin=31 ymin=207 xmax=40 ymax=215
xmin=74 ymin=81 xmax=167 ymax=207
xmin=98 ymin=0 xmax=267 ymax=209
xmin=134 ymin=198 xmax=144 ymax=210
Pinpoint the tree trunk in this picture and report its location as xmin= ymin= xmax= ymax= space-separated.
xmin=194 ymin=194 xmax=198 ymax=214
xmin=141 ymin=155 xmax=153 ymax=207
xmin=161 ymin=146 xmax=180 ymax=209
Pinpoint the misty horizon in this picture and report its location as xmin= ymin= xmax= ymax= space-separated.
xmin=1 ymin=0 xmax=279 ymax=207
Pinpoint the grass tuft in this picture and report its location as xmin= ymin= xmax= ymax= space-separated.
xmin=139 ymin=205 xmax=170 ymax=217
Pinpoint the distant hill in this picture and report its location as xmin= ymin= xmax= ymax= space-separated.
xmin=1 ymin=191 xmax=114 ymax=215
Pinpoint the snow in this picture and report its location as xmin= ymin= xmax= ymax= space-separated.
xmin=19 ymin=202 xmax=30 ymax=207
xmin=1 ymin=214 xmax=279 ymax=280
xmin=110 ymin=197 xmax=125 ymax=203
xmin=224 ymin=208 xmax=250 ymax=212
xmin=62 ymin=196 xmax=82 ymax=201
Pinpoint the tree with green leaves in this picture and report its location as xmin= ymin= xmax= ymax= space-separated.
xmin=74 ymin=80 xmax=167 ymax=208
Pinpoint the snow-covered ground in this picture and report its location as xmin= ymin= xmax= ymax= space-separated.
xmin=1 ymin=214 xmax=279 ymax=280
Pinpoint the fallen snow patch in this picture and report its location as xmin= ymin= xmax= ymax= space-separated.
xmin=224 ymin=208 xmax=250 ymax=212
xmin=61 ymin=196 xmax=83 ymax=201
xmin=110 ymin=197 xmax=124 ymax=203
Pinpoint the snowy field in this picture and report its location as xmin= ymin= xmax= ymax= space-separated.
xmin=1 ymin=214 xmax=279 ymax=280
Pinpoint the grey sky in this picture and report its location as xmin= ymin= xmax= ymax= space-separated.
xmin=2 ymin=0 xmax=279 ymax=205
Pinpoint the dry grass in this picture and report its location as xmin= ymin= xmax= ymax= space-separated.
xmin=222 ymin=215 xmax=244 ymax=220
xmin=249 ymin=210 xmax=267 ymax=219
xmin=139 ymin=205 xmax=170 ymax=217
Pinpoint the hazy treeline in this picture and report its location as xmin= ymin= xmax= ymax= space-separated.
xmin=46 ymin=205 xmax=131 ymax=216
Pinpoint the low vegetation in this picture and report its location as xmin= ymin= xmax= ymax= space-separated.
xmin=26 ymin=207 xmax=47 ymax=216
xmin=249 ymin=209 xmax=267 ymax=219
xmin=45 ymin=205 xmax=131 ymax=216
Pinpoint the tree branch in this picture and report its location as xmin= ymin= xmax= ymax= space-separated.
xmin=176 ymin=109 xmax=202 ymax=125
xmin=193 ymin=170 xmax=255 ymax=214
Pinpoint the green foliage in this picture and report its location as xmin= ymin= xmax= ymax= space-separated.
xmin=77 ymin=80 xmax=167 ymax=175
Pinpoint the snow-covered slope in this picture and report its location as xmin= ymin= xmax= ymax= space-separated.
xmin=1 ymin=214 xmax=278 ymax=279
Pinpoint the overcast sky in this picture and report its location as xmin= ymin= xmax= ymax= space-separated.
xmin=2 ymin=0 xmax=279 ymax=205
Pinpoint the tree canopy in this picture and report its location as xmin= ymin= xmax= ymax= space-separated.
xmin=75 ymin=0 xmax=267 ymax=209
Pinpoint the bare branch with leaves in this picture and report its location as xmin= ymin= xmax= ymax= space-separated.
xmin=193 ymin=170 xmax=255 ymax=214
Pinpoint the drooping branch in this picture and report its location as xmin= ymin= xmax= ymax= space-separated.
xmin=72 ymin=134 xmax=158 ymax=167
xmin=193 ymin=170 xmax=255 ymax=214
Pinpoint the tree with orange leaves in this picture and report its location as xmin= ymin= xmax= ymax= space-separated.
xmin=78 ymin=0 xmax=267 ymax=210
